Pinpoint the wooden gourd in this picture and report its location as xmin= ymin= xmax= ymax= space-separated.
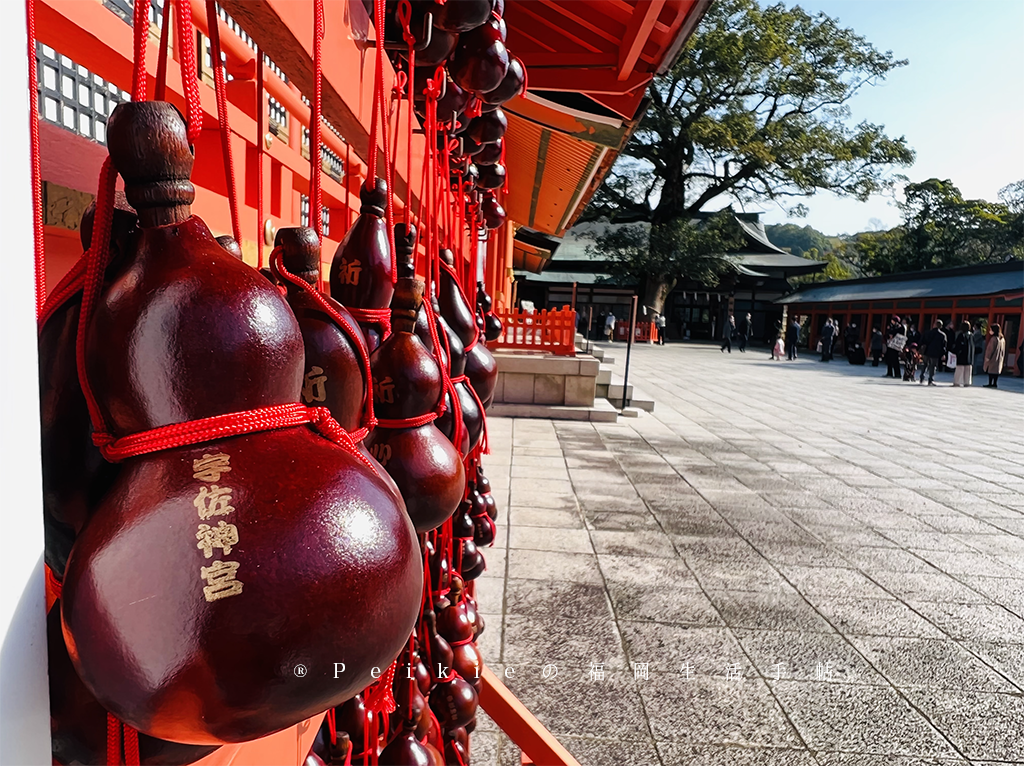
xmin=329 ymin=179 xmax=394 ymax=351
xmin=364 ymin=276 xmax=465 ymax=532
xmin=62 ymin=102 xmax=422 ymax=744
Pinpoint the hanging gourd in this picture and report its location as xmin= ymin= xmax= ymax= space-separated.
xmin=37 ymin=199 xmax=135 ymax=580
xmin=62 ymin=101 xmax=422 ymax=745
xmin=464 ymin=108 xmax=507 ymax=144
xmin=330 ymin=179 xmax=394 ymax=351
xmin=364 ymin=262 xmax=466 ymax=532
xmin=47 ymin=602 xmax=220 ymax=766
xmin=432 ymin=0 xmax=493 ymax=33
xmin=474 ymin=140 xmax=503 ymax=166
xmin=482 ymin=56 xmax=526 ymax=107
xmin=449 ymin=16 xmax=509 ymax=94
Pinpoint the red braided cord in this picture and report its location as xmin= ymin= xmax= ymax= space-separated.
xmin=420 ymin=296 xmax=450 ymax=418
xmin=123 ymin=724 xmax=140 ymax=766
xmin=363 ymin=660 xmax=397 ymax=715
xmin=390 ymin=70 xmax=404 ymax=186
xmin=38 ymin=255 xmax=86 ymax=328
xmin=400 ymin=0 xmax=415 ymax=226
xmin=45 ymin=563 xmax=63 ymax=597
xmin=256 ymin=45 xmax=265 ymax=269
xmin=205 ymin=0 xmax=241 ymax=245
xmin=76 ymin=159 xmax=118 ymax=436
xmin=374 ymin=412 xmax=437 ymax=430
xmin=270 ymin=246 xmax=377 ymax=433
xmin=174 ymin=0 xmax=203 ymax=145
xmin=344 ymin=141 xmax=352 ymax=236
xmin=130 ymin=0 xmax=150 ymax=102
xmin=106 ymin=713 xmax=120 ymax=766
xmin=91 ymin=402 xmax=372 ymax=469
xmin=311 ymin=0 xmax=324 ymax=243
xmin=27 ymin=0 xmax=46 ymax=318
xmin=155 ymin=0 xmax=171 ymax=101
xmin=347 ymin=307 xmax=392 ymax=337
xmin=364 ymin=0 xmax=397 ymax=282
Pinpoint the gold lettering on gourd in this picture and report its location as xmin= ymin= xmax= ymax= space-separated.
xmin=193 ymin=485 xmax=235 ymax=520
xmin=302 ymin=365 xmax=328 ymax=403
xmin=373 ymin=376 xmax=395 ymax=404
xmin=196 ymin=520 xmax=240 ymax=558
xmin=200 ymin=560 xmax=244 ymax=602
xmin=192 ymin=453 xmax=244 ymax=602
xmin=193 ymin=453 xmax=231 ymax=482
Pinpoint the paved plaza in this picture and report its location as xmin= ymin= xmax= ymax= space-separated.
xmin=470 ymin=342 xmax=1024 ymax=765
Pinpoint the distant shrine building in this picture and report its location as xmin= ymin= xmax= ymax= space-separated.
xmin=512 ymin=211 xmax=826 ymax=343
xmin=779 ymin=260 xmax=1024 ymax=371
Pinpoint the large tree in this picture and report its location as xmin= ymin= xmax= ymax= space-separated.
xmin=583 ymin=0 xmax=915 ymax=312
xmin=843 ymin=178 xmax=1024 ymax=274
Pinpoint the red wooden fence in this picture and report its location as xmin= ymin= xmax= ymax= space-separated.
xmin=492 ymin=308 xmax=577 ymax=356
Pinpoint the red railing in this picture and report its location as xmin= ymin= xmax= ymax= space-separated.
xmin=614 ymin=320 xmax=657 ymax=343
xmin=492 ymin=308 xmax=577 ymax=356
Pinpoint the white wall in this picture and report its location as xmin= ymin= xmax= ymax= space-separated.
xmin=0 ymin=3 xmax=53 ymax=764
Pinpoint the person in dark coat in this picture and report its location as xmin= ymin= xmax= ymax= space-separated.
xmin=738 ymin=313 xmax=752 ymax=352
xmin=952 ymin=321 xmax=975 ymax=387
xmin=785 ymin=317 xmax=801 ymax=360
xmin=870 ymin=327 xmax=884 ymax=367
xmin=883 ymin=316 xmax=905 ymax=379
xmin=819 ymin=318 xmax=836 ymax=362
xmin=920 ymin=319 xmax=947 ymax=386
xmin=720 ymin=314 xmax=736 ymax=353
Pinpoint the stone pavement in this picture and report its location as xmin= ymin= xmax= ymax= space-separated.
xmin=470 ymin=342 xmax=1024 ymax=766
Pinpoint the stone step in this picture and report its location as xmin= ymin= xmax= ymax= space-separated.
xmin=596 ymin=364 xmax=613 ymax=386
xmin=600 ymin=373 xmax=656 ymax=412
xmin=488 ymin=398 xmax=619 ymax=422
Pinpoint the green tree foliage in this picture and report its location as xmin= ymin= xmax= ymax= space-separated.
xmin=585 ymin=0 xmax=915 ymax=225
xmin=587 ymin=211 xmax=745 ymax=312
xmin=789 ymin=247 xmax=853 ymax=285
xmin=844 ymin=179 xmax=1024 ymax=274
xmin=764 ymin=223 xmax=834 ymax=256
xmin=581 ymin=0 xmax=915 ymax=310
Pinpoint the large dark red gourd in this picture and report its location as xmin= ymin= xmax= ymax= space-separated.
xmin=416 ymin=26 xmax=457 ymax=68
xmin=378 ymin=719 xmax=435 ymax=766
xmin=438 ymin=252 xmax=497 ymax=418
xmin=480 ymin=191 xmax=507 ymax=229
xmin=364 ymin=274 xmax=465 ymax=532
xmin=476 ymin=162 xmax=506 ymax=189
xmin=47 ymin=602 xmax=220 ymax=766
xmin=275 ymin=227 xmax=366 ymax=433
xmin=330 ymin=179 xmax=394 ymax=350
xmin=38 ymin=200 xmax=135 ymax=579
xmin=422 ymin=612 xmax=478 ymax=730
xmin=464 ymin=109 xmax=507 ymax=144
xmin=482 ymin=56 xmax=526 ymax=106
xmin=450 ymin=18 xmax=509 ymax=94
xmin=474 ymin=140 xmax=502 ymax=166
xmin=435 ymin=80 xmax=468 ymax=124
xmin=61 ymin=102 xmax=421 ymax=744
xmin=432 ymin=0 xmax=492 ymax=32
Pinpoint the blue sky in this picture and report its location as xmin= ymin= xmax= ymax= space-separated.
xmin=752 ymin=0 xmax=1024 ymax=236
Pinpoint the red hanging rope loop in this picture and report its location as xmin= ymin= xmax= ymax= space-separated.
xmin=155 ymin=0 xmax=172 ymax=101
xmin=374 ymin=412 xmax=438 ymax=430
xmin=256 ymin=45 xmax=265 ymax=269
xmin=174 ymin=0 xmax=203 ymax=145
xmin=270 ymin=246 xmax=377 ymax=437
xmin=311 ymin=0 xmax=325 ymax=243
xmin=106 ymin=713 xmax=120 ymax=766
xmin=130 ymin=0 xmax=150 ymax=102
xmin=205 ymin=0 xmax=241 ymax=244
xmin=27 ymin=0 xmax=45 ymax=318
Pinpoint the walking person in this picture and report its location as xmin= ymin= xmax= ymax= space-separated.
xmin=655 ymin=312 xmax=666 ymax=345
xmin=920 ymin=319 xmax=947 ymax=386
xmin=738 ymin=313 xmax=752 ymax=352
xmin=604 ymin=311 xmax=617 ymax=342
xmin=772 ymin=333 xmax=785 ymax=360
xmin=952 ymin=321 xmax=975 ymax=387
xmin=870 ymin=327 xmax=884 ymax=367
xmin=883 ymin=315 xmax=905 ymax=379
xmin=786 ymin=316 xmax=801 ymax=360
xmin=819 ymin=318 xmax=836 ymax=362
xmin=983 ymin=324 xmax=1006 ymax=388
xmin=721 ymin=314 xmax=735 ymax=353
xmin=972 ymin=323 xmax=986 ymax=376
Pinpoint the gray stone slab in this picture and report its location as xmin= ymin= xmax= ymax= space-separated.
xmin=708 ymin=590 xmax=835 ymax=633
xmin=655 ymin=743 xmax=818 ymax=765
xmin=607 ymin=583 xmax=724 ymax=626
xmin=902 ymin=688 xmax=1024 ymax=761
xmin=639 ymin=674 xmax=804 ymax=747
xmin=770 ymin=680 xmax=959 ymax=757
xmin=906 ymin=601 xmax=1024 ymax=643
xmin=809 ymin=597 xmax=946 ymax=639
xmin=506 ymin=548 xmax=604 ymax=585
xmin=733 ymin=629 xmax=883 ymax=685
